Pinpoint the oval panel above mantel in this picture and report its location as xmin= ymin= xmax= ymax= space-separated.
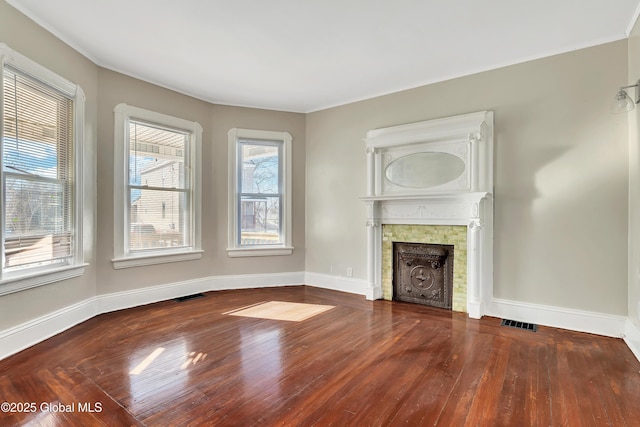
xmin=384 ymin=152 xmax=466 ymax=189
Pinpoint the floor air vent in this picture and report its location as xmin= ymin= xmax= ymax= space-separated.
xmin=175 ymin=293 xmax=204 ymax=302
xmin=501 ymin=319 xmax=537 ymax=332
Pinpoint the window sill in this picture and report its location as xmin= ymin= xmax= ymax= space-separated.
xmin=0 ymin=263 xmax=88 ymax=296
xmin=226 ymin=246 xmax=294 ymax=258
xmin=111 ymin=250 xmax=204 ymax=269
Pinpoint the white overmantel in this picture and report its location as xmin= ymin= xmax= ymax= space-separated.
xmin=361 ymin=111 xmax=494 ymax=319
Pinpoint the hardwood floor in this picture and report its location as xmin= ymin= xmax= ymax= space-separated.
xmin=1 ymin=286 xmax=639 ymax=426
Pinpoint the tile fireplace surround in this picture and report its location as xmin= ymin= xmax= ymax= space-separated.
xmin=382 ymin=224 xmax=467 ymax=312
xmin=361 ymin=111 xmax=494 ymax=319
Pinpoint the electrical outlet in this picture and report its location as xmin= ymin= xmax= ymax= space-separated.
xmin=346 ymin=267 xmax=353 ymax=277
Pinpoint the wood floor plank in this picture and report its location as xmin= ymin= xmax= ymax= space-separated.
xmin=1 ymin=286 xmax=639 ymax=426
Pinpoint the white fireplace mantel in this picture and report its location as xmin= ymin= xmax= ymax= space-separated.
xmin=361 ymin=111 xmax=494 ymax=319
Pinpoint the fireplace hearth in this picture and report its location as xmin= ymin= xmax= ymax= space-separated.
xmin=393 ymin=242 xmax=453 ymax=309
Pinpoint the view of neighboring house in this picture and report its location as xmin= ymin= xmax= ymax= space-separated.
xmin=129 ymin=124 xmax=187 ymax=250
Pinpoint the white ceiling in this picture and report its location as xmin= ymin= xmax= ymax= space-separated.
xmin=7 ymin=0 xmax=640 ymax=113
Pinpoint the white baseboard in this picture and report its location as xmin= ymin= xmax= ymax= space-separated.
xmin=96 ymin=271 xmax=305 ymax=314
xmin=2 ymin=273 xmax=638 ymax=363
xmin=0 ymin=272 xmax=305 ymax=361
xmin=210 ymin=271 xmax=305 ymax=291
xmin=488 ymin=298 xmax=627 ymax=338
xmin=304 ymin=272 xmax=367 ymax=295
xmin=0 ymin=298 xmax=97 ymax=361
xmin=97 ymin=276 xmax=215 ymax=314
xmin=624 ymin=319 xmax=640 ymax=361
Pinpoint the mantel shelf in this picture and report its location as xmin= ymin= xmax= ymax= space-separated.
xmin=360 ymin=191 xmax=491 ymax=203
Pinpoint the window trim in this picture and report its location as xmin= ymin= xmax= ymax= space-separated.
xmin=227 ymin=128 xmax=293 ymax=257
xmin=112 ymin=104 xmax=202 ymax=269
xmin=0 ymin=43 xmax=87 ymax=295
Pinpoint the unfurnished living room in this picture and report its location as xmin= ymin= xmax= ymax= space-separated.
xmin=1 ymin=0 xmax=640 ymax=425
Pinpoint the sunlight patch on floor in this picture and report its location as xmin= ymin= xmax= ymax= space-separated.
xmin=224 ymin=301 xmax=335 ymax=322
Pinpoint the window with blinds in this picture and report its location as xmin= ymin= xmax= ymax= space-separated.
xmin=2 ymin=66 xmax=75 ymax=272
xmin=126 ymin=120 xmax=191 ymax=253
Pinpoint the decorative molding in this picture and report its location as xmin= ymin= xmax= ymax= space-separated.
xmin=361 ymin=111 xmax=494 ymax=317
xmin=364 ymin=111 xmax=493 ymax=196
xmin=468 ymin=219 xmax=482 ymax=230
xmin=488 ymin=298 xmax=627 ymax=339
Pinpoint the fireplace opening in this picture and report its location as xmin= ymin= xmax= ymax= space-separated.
xmin=392 ymin=242 xmax=453 ymax=310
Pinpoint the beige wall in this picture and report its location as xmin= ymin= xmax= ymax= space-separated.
xmin=629 ymin=20 xmax=640 ymax=327
xmin=96 ymin=69 xmax=305 ymax=294
xmin=0 ymin=1 xmax=98 ymax=329
xmin=306 ymin=41 xmax=629 ymax=315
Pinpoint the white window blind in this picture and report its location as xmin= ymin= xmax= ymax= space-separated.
xmin=2 ymin=66 xmax=74 ymax=271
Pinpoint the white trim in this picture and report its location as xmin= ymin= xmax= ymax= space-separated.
xmin=304 ymin=272 xmax=368 ymax=295
xmin=0 ymin=264 xmax=88 ymax=296
xmin=227 ymin=247 xmax=294 ymax=258
xmin=98 ymin=271 xmax=305 ymax=313
xmin=209 ymin=271 xmax=305 ymax=291
xmin=488 ymin=298 xmax=626 ymax=338
xmin=0 ymin=298 xmax=97 ymax=361
xmin=97 ymin=276 xmax=215 ymax=313
xmin=227 ymin=128 xmax=293 ymax=257
xmin=624 ymin=320 xmax=640 ymax=362
xmin=112 ymin=104 xmax=203 ymax=268
xmin=0 ymin=43 xmax=87 ymax=294
xmin=111 ymin=250 xmax=204 ymax=269
xmin=361 ymin=112 xmax=494 ymax=318
xmin=0 ymin=43 xmax=78 ymax=96
xmin=98 ymin=272 xmax=305 ymax=313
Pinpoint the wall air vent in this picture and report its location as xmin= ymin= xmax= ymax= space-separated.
xmin=175 ymin=293 xmax=204 ymax=302
xmin=501 ymin=318 xmax=537 ymax=332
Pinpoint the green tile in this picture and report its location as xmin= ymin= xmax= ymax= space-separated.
xmin=381 ymin=224 xmax=467 ymax=312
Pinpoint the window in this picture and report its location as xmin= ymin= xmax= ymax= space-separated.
xmin=113 ymin=104 xmax=202 ymax=269
xmin=228 ymin=128 xmax=292 ymax=257
xmin=0 ymin=44 xmax=86 ymax=294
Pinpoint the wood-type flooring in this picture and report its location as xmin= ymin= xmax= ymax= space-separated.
xmin=1 ymin=286 xmax=639 ymax=426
